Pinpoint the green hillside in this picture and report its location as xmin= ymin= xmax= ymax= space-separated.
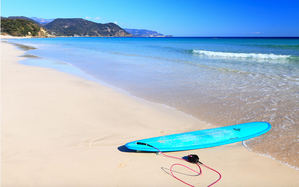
xmin=44 ymin=18 xmax=131 ymax=37
xmin=1 ymin=18 xmax=48 ymax=36
xmin=1 ymin=17 xmax=131 ymax=37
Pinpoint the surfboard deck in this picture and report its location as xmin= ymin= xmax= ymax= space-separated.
xmin=125 ymin=122 xmax=271 ymax=152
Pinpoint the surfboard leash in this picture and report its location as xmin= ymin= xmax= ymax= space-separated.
xmin=137 ymin=142 xmax=222 ymax=187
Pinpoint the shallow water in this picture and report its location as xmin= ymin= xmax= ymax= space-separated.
xmin=10 ymin=37 xmax=299 ymax=168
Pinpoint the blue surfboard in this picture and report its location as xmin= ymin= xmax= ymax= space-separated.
xmin=125 ymin=122 xmax=271 ymax=152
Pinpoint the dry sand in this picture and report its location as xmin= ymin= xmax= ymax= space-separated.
xmin=1 ymin=41 xmax=298 ymax=187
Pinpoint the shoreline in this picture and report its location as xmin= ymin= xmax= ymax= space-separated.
xmin=1 ymin=41 xmax=299 ymax=186
xmin=6 ymin=38 xmax=214 ymax=129
xmin=7 ymin=39 xmax=207 ymax=127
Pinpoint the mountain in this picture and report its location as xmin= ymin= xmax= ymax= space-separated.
xmin=31 ymin=17 xmax=54 ymax=25
xmin=44 ymin=18 xmax=131 ymax=37
xmin=2 ymin=16 xmax=166 ymax=37
xmin=1 ymin=17 xmax=50 ymax=37
xmin=124 ymin=28 xmax=170 ymax=37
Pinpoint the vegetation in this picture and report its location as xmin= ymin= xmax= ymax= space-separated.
xmin=44 ymin=18 xmax=131 ymax=37
xmin=1 ymin=18 xmax=42 ymax=36
xmin=0 ymin=17 xmax=131 ymax=37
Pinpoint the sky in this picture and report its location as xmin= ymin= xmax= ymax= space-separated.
xmin=1 ymin=0 xmax=299 ymax=36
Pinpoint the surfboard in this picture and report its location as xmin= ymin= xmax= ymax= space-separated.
xmin=125 ymin=122 xmax=271 ymax=152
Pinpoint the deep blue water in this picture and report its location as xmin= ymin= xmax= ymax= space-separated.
xmin=9 ymin=37 xmax=299 ymax=167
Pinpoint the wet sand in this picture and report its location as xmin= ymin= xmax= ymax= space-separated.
xmin=1 ymin=41 xmax=299 ymax=186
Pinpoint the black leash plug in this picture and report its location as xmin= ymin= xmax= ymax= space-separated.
xmin=187 ymin=154 xmax=202 ymax=164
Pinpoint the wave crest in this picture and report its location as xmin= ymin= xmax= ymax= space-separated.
xmin=192 ymin=50 xmax=291 ymax=60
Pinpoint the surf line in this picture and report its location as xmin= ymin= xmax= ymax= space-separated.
xmin=136 ymin=142 xmax=222 ymax=187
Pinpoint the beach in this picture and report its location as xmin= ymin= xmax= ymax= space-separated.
xmin=6 ymin=37 xmax=299 ymax=167
xmin=1 ymin=40 xmax=299 ymax=186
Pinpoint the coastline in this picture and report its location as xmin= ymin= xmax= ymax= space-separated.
xmin=1 ymin=41 xmax=299 ymax=186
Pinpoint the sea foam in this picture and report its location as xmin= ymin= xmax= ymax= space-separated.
xmin=192 ymin=49 xmax=291 ymax=60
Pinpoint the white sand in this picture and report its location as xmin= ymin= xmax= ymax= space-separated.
xmin=1 ymin=41 xmax=298 ymax=187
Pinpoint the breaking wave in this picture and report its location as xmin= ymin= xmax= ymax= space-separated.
xmin=192 ymin=49 xmax=292 ymax=61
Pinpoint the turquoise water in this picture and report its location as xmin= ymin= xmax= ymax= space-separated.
xmin=10 ymin=37 xmax=299 ymax=167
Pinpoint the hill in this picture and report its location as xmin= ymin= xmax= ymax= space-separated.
xmin=44 ymin=18 xmax=131 ymax=37
xmin=1 ymin=18 xmax=50 ymax=37
xmin=124 ymin=28 xmax=170 ymax=37
xmin=2 ymin=16 xmax=169 ymax=37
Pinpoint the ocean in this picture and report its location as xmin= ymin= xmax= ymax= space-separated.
xmin=9 ymin=37 xmax=299 ymax=168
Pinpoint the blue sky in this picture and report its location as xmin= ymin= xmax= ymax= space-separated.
xmin=2 ymin=0 xmax=299 ymax=36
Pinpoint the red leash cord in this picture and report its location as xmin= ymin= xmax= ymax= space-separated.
xmin=137 ymin=142 xmax=222 ymax=187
